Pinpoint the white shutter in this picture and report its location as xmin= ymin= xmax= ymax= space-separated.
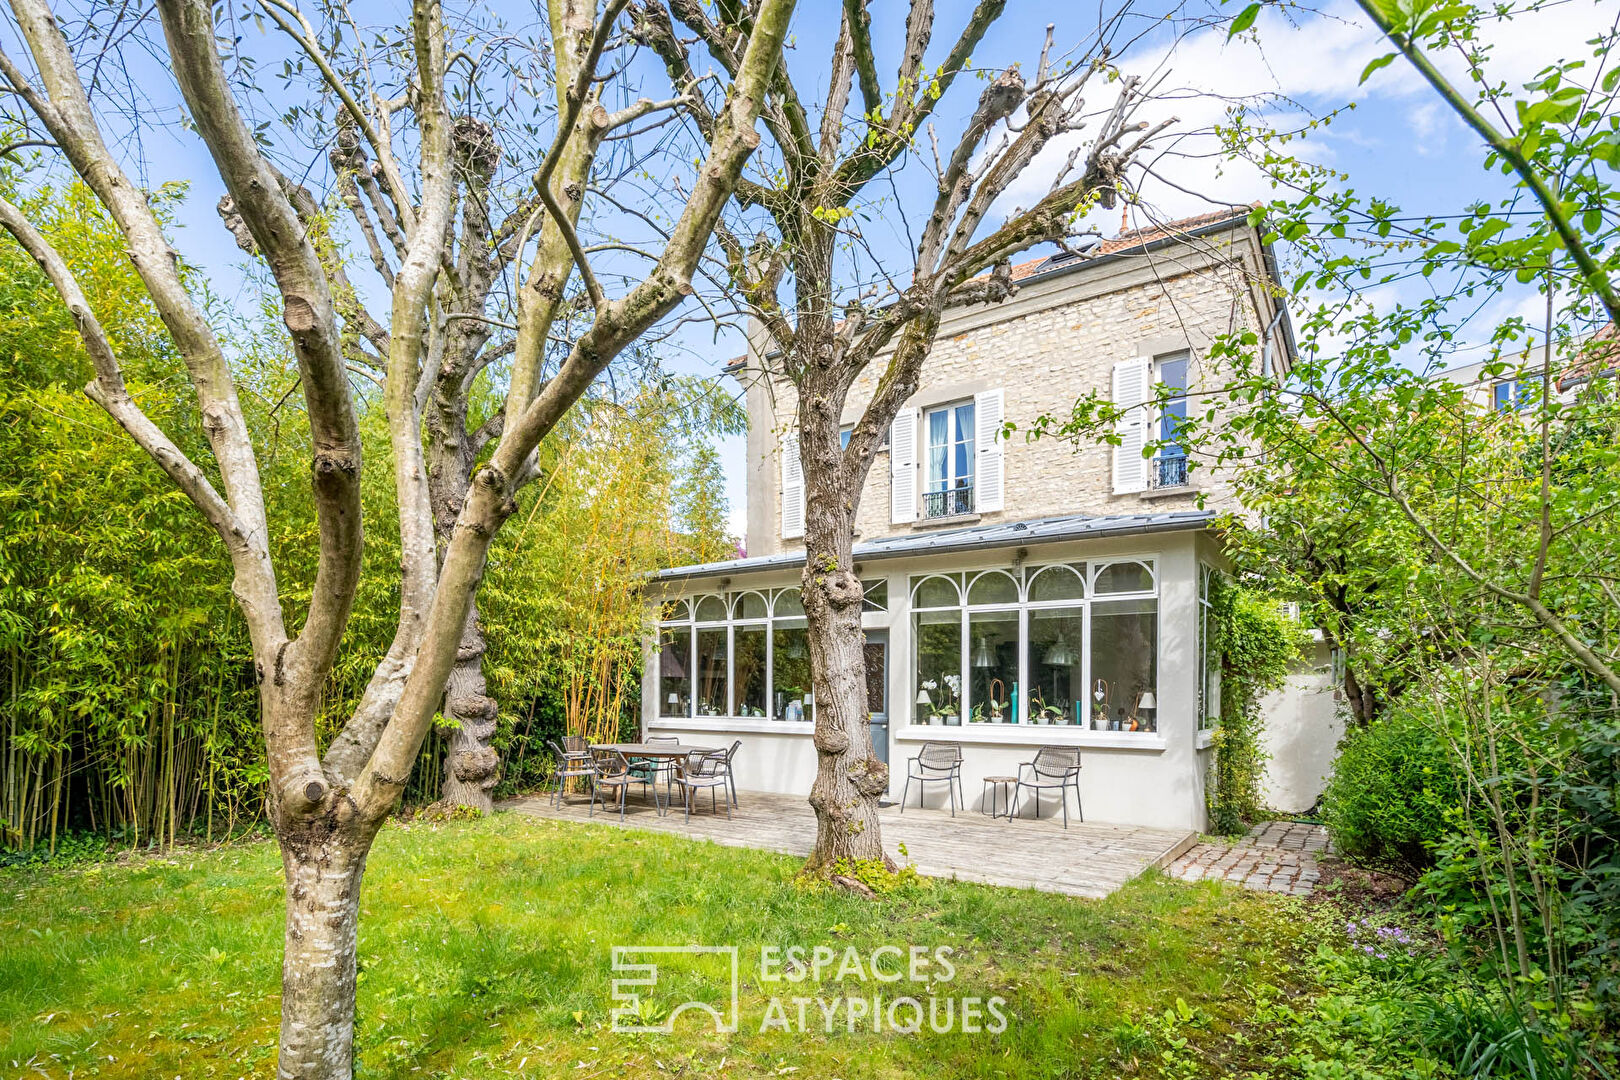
xmin=974 ymin=388 xmax=1005 ymax=512
xmin=889 ymin=408 xmax=918 ymax=524
xmin=1111 ymin=358 xmax=1151 ymax=494
xmin=780 ymin=429 xmax=804 ymax=540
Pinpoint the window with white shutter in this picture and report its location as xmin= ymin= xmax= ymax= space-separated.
xmin=780 ymin=429 xmax=804 ymax=539
xmin=974 ymin=388 xmax=1005 ymax=512
xmin=889 ymin=408 xmax=918 ymax=523
xmin=1111 ymin=358 xmax=1151 ymax=494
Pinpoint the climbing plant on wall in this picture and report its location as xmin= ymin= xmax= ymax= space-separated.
xmin=1207 ymin=577 xmax=1307 ymax=835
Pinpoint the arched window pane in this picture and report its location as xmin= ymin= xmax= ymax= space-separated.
xmin=912 ymin=575 xmax=961 ymax=610
xmin=1094 ymin=560 xmax=1154 ymax=595
xmin=733 ymin=591 xmax=768 ymax=620
xmin=773 ymin=588 xmax=804 ymax=618
xmin=694 ymin=595 xmax=728 ymax=622
xmin=967 ymin=571 xmax=1018 ymax=606
xmin=659 ymin=598 xmax=690 ymax=623
xmin=1028 ymin=565 xmax=1085 ymax=602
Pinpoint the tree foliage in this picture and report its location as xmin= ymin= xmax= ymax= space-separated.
xmin=0 ymin=176 xmax=737 ymax=852
xmin=1035 ymin=0 xmax=1620 ymax=1044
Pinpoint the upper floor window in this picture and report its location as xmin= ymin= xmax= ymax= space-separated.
xmin=924 ymin=401 xmax=976 ymax=518
xmin=1493 ymin=377 xmax=1535 ymax=412
xmin=838 ymin=424 xmax=889 ymax=451
xmin=1151 ymin=353 xmax=1191 ymax=490
xmin=1113 ymin=352 xmax=1197 ymax=495
xmin=889 ymin=389 xmax=1003 ymax=525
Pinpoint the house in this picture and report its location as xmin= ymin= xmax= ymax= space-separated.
xmin=640 ymin=207 xmax=1337 ymax=831
xmin=1440 ymin=321 xmax=1617 ymax=409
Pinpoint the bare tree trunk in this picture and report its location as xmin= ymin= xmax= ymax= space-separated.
xmin=276 ymin=818 xmax=373 ymax=1080
xmin=440 ymin=604 xmax=500 ymax=812
xmin=798 ymin=389 xmax=891 ymax=871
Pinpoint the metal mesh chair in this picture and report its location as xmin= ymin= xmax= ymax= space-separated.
xmin=633 ymin=735 xmax=681 ymax=798
xmin=1011 ymin=745 xmax=1083 ymax=828
xmin=673 ymin=749 xmax=731 ymax=822
xmin=590 ymin=748 xmax=666 ymax=819
xmin=900 ymin=741 xmax=964 ymax=816
xmin=547 ymin=738 xmax=596 ymax=808
xmin=703 ymin=739 xmax=742 ymax=807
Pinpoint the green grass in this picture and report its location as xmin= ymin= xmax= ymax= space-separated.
xmin=1 ymin=813 xmax=1313 ymax=1078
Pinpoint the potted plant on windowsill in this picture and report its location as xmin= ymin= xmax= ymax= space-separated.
xmin=940 ymin=674 xmax=962 ymax=725
xmin=916 ymin=684 xmax=936 ymax=725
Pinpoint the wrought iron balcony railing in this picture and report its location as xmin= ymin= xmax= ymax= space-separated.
xmin=1150 ymin=454 xmax=1190 ymax=490
xmin=922 ymin=484 xmax=975 ymax=519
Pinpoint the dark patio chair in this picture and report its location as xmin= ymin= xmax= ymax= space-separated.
xmin=589 ymin=748 xmax=665 ymax=819
xmin=547 ymin=738 xmax=596 ymax=808
xmin=703 ymin=739 xmax=742 ymax=806
xmin=632 ymin=735 xmax=681 ymax=798
xmin=1011 ymin=745 xmax=1083 ymax=828
xmin=900 ymin=741 xmax=964 ymax=816
xmin=673 ymin=750 xmax=731 ymax=823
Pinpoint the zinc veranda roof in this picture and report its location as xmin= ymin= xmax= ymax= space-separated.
xmin=652 ymin=510 xmax=1217 ymax=583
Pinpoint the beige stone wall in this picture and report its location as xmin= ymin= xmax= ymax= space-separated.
xmin=739 ymin=224 xmax=1289 ymax=558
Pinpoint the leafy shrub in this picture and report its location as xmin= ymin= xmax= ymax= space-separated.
xmin=1322 ymin=704 xmax=1455 ymax=880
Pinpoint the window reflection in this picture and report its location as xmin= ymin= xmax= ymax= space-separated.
xmin=772 ymin=623 xmax=812 ymax=721
xmin=1030 ymin=609 xmax=1083 ymax=726
xmin=733 ymin=625 xmax=767 ymax=717
xmin=1090 ymin=598 xmax=1158 ymax=732
xmin=659 ymin=627 xmax=690 ymax=717
xmin=968 ymin=610 xmax=1018 ymax=723
xmin=695 ymin=627 xmax=728 ymax=716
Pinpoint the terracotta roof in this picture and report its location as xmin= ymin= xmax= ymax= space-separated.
xmin=722 ymin=205 xmax=1261 ymax=373
xmin=1007 ymin=204 xmax=1258 ymax=282
xmin=1563 ymin=321 xmax=1618 ymax=387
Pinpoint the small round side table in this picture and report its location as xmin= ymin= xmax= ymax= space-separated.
xmin=982 ymin=775 xmax=1017 ymax=819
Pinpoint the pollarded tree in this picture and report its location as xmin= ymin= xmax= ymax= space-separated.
xmin=640 ymin=1 xmax=1179 ymax=873
xmin=236 ymin=0 xmax=749 ymax=813
xmin=0 ymin=0 xmax=793 ymax=1074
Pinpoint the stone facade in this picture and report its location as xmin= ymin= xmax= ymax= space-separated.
xmin=737 ymin=218 xmax=1290 ymax=558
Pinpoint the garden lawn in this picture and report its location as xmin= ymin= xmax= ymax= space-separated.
xmin=1 ymin=813 xmax=1311 ymax=1078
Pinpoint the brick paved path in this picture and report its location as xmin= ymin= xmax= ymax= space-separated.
xmin=1165 ymin=820 xmax=1330 ymax=896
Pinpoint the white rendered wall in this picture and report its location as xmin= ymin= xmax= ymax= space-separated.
xmin=1258 ymin=641 xmax=1341 ymax=814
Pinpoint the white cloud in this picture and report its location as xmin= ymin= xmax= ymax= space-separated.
xmin=1000 ymin=0 xmax=1614 ymax=226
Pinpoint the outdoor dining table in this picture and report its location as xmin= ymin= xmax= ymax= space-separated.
xmin=589 ymin=742 xmax=722 ymax=808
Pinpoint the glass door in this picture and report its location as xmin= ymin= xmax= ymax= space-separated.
xmin=863 ymin=631 xmax=890 ymax=773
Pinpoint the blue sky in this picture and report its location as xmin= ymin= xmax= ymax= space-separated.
xmin=5 ymin=0 xmax=1605 ymax=539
